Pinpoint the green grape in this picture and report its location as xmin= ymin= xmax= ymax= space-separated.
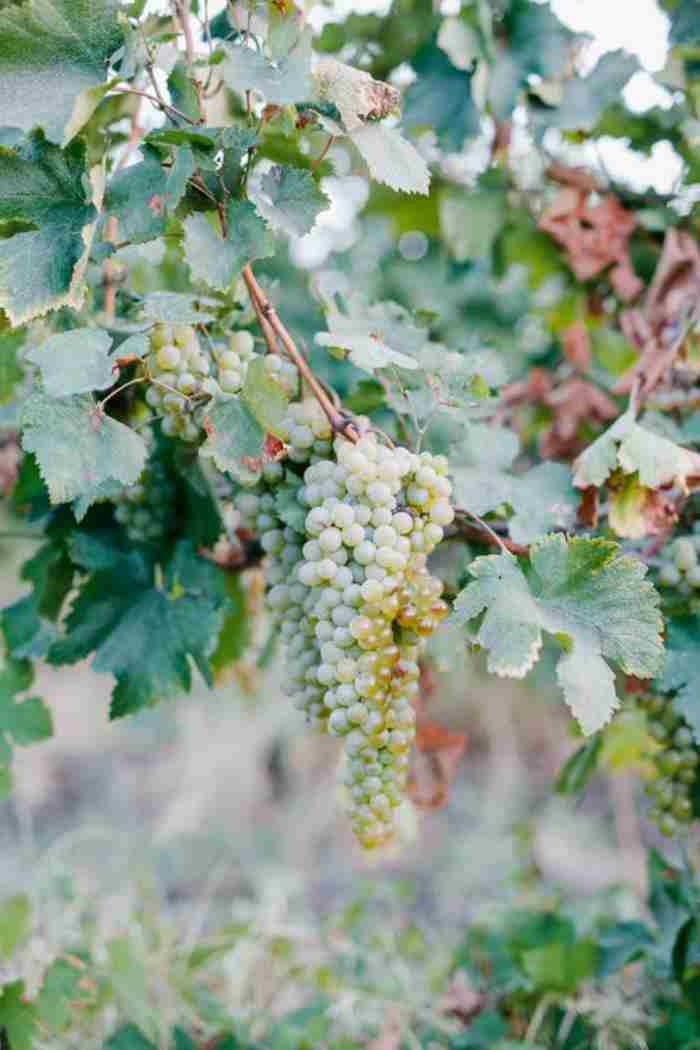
xmin=113 ymin=455 xmax=175 ymax=544
xmin=635 ymin=693 xmax=698 ymax=836
xmin=246 ymin=399 xmax=453 ymax=850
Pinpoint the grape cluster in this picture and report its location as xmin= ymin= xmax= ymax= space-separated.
xmin=144 ymin=323 xmax=216 ymax=442
xmin=639 ymin=693 xmax=698 ymax=836
xmin=241 ymin=400 xmax=454 ymax=848
xmin=144 ymin=327 xmax=278 ymax=442
xmin=657 ymin=530 xmax=700 ymax=590
xmin=113 ymin=456 xmax=175 ymax=544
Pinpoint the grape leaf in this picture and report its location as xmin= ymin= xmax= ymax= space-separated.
xmin=573 ymin=408 xmax=700 ymax=491
xmin=315 ymin=296 xmax=423 ymax=372
xmin=669 ymin=0 xmax=700 ymax=45
xmin=200 ymin=397 xmax=265 ymax=483
xmin=0 ymin=658 xmax=52 ymax=797
xmin=103 ymin=1024 xmax=157 ymax=1050
xmin=21 ymin=391 xmax=148 ymax=505
xmin=508 ymin=462 xmax=578 ymax=545
xmin=258 ymin=165 xmax=330 ymax=237
xmin=210 ymin=573 xmax=249 ymax=677
xmin=26 ymin=328 xmax=114 ymax=397
xmin=451 ymin=535 xmax=663 ymax=734
xmin=49 ymin=539 xmax=228 ymax=719
xmin=0 ymin=132 xmax=97 ymax=324
xmin=141 ymin=292 xmax=216 ymax=325
xmin=531 ymin=51 xmax=639 ymax=134
xmin=36 ymin=957 xmax=86 ymax=1031
xmin=0 ymin=329 xmax=24 ymax=403
xmin=183 ymin=200 xmax=273 ymax=292
xmin=221 ymin=30 xmax=312 ymax=105
xmin=103 ymin=147 xmax=188 ymax=245
xmin=450 ymin=424 xmax=519 ymax=516
xmin=0 ymin=0 xmax=123 ymax=144
xmin=242 ymin=356 xmax=289 ymax=438
xmin=0 ymin=894 xmax=30 ymax=959
xmin=349 ymin=123 xmax=430 ymax=196
xmin=0 ymin=981 xmax=37 ymax=1050
xmin=402 ymin=38 xmax=480 ymax=151
xmin=657 ymin=618 xmax=700 ymax=743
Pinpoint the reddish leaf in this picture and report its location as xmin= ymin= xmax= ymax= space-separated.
xmin=562 ymin=320 xmax=591 ymax=372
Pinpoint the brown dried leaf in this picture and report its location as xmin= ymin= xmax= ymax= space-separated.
xmin=562 ymin=320 xmax=591 ymax=371
xmin=539 ymin=188 xmax=639 ymax=286
xmin=615 ymin=229 xmax=700 ymax=395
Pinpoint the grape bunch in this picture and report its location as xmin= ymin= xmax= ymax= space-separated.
xmin=113 ymin=456 xmax=176 ymax=544
xmin=657 ymin=530 xmax=700 ymax=590
xmin=241 ymin=399 xmax=454 ymax=848
xmin=639 ymin=693 xmax=698 ymax=836
xmin=144 ymin=323 xmax=217 ymax=442
xmin=144 ymin=326 xmax=283 ymax=442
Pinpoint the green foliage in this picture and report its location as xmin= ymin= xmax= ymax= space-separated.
xmin=26 ymin=327 xmax=114 ymax=397
xmin=50 ymin=538 xmax=228 ymax=718
xmin=452 ymin=536 xmax=663 ymax=733
xmin=0 ymin=659 xmax=52 ymax=796
xmin=0 ymin=132 xmax=97 ymax=324
xmin=21 ymin=390 xmax=148 ymax=504
xmin=0 ymin=0 xmax=123 ymax=143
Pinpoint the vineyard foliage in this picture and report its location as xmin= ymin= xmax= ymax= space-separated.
xmin=0 ymin=0 xmax=699 ymax=1042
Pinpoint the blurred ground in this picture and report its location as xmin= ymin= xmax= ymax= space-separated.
xmin=0 ymin=536 xmax=648 ymax=931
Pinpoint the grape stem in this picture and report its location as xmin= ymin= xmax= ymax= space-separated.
xmin=241 ymin=263 xmax=360 ymax=442
xmin=454 ymin=511 xmax=529 ymax=556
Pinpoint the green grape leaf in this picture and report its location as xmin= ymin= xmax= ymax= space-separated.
xmin=2 ymin=595 xmax=57 ymax=662
xmin=0 ymin=894 xmax=30 ymax=959
xmin=36 ymin=957 xmax=86 ymax=1031
xmin=555 ymin=736 xmax=603 ymax=796
xmin=0 ymin=329 xmax=24 ymax=404
xmin=452 ymin=535 xmax=663 ymax=734
xmin=174 ymin=453 xmax=223 ymax=549
xmin=489 ymin=0 xmax=573 ymax=118
xmin=0 ymin=132 xmax=97 ymax=324
xmin=508 ymin=462 xmax=578 ymax=545
xmin=0 ymin=981 xmax=37 ymax=1050
xmin=210 ymin=572 xmax=249 ymax=676
xmin=183 ymin=200 xmax=273 ymax=292
xmin=21 ymin=391 xmax=148 ymax=505
xmin=573 ymin=409 xmax=700 ymax=491
xmin=242 ymin=356 xmax=289 ymax=438
xmin=103 ymin=148 xmax=187 ymax=246
xmin=199 ymin=397 xmax=265 ymax=483
xmin=450 ymin=424 xmax=519 ymax=516
xmin=26 ymin=328 xmax=114 ymax=397
xmin=0 ymin=0 xmax=123 ymax=144
xmin=103 ymin=1024 xmax=157 ymax=1050
xmin=657 ymin=618 xmax=700 ymax=743
xmin=531 ymin=51 xmax=639 ymax=134
xmin=258 ymin=165 xmax=330 ymax=237
xmin=402 ymin=38 xmax=480 ymax=151
xmin=49 ymin=540 xmax=228 ymax=719
xmin=349 ymin=123 xmax=430 ymax=195
xmin=221 ymin=30 xmax=312 ymax=105
xmin=141 ymin=292 xmax=216 ymax=325
xmin=315 ymin=296 xmax=423 ymax=372
xmin=669 ymin=0 xmax=700 ymax=44
xmin=521 ymin=939 xmax=598 ymax=994
xmin=0 ymin=658 xmax=52 ymax=798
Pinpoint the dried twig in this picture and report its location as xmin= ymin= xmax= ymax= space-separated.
xmin=241 ymin=264 xmax=359 ymax=441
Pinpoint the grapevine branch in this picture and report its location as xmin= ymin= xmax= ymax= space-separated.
xmin=241 ymin=264 xmax=360 ymax=442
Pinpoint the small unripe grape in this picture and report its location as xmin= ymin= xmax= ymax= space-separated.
xmin=674 ymin=537 xmax=698 ymax=572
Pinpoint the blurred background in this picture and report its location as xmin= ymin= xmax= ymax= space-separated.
xmin=1 ymin=0 xmax=697 ymax=1046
